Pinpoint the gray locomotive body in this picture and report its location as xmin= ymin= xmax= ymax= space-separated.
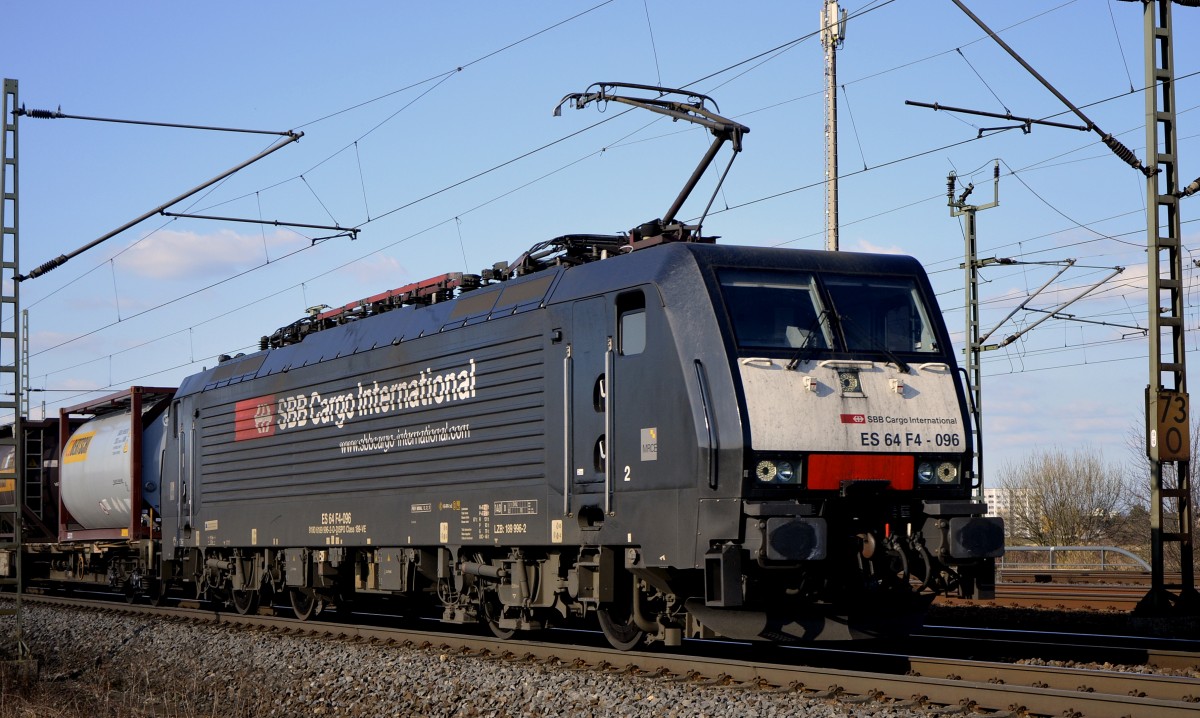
xmin=152 ymin=240 xmax=1001 ymax=645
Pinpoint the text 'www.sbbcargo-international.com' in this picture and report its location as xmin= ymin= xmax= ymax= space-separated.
xmin=338 ymin=422 xmax=471 ymax=454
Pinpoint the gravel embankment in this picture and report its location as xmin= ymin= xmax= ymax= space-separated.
xmin=3 ymin=603 xmax=907 ymax=718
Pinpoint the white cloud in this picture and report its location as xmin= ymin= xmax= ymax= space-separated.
xmin=116 ymin=228 xmax=307 ymax=279
xmin=851 ymin=239 xmax=907 ymax=255
xmin=293 ymin=256 xmax=412 ymax=315
xmin=983 ymin=372 xmax=1136 ymax=470
xmin=49 ymin=377 xmax=106 ymax=392
xmin=343 ymin=255 xmax=408 ymax=287
xmin=29 ymin=330 xmax=106 ymax=357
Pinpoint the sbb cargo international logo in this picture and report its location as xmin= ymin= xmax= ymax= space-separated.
xmin=235 ymin=396 xmax=276 ymax=441
xmin=232 ymin=360 xmax=479 ymax=441
xmin=840 ymin=414 xmax=866 ymax=424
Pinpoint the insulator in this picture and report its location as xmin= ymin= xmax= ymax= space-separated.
xmin=26 ymin=253 xmax=68 ymax=280
xmin=946 ymin=175 xmax=956 ymax=203
xmin=24 ymin=107 xmax=60 ymax=119
xmin=1179 ymin=177 xmax=1200 ymax=199
xmin=1102 ymin=134 xmax=1146 ymax=174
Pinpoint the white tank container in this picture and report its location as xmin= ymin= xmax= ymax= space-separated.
xmin=61 ymin=412 xmax=134 ymax=530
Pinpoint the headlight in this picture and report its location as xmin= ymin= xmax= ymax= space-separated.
xmin=755 ymin=459 xmax=799 ymax=484
xmin=936 ymin=462 xmax=959 ymax=484
xmin=776 ymin=461 xmax=796 ymax=483
xmin=755 ymin=460 xmax=778 ymax=482
xmin=917 ymin=462 xmax=935 ymax=484
xmin=917 ymin=460 xmax=960 ymax=485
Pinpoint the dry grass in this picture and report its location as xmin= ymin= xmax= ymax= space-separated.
xmin=1 ymin=658 xmax=281 ymax=718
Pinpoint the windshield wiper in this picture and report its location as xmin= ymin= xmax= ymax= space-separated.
xmin=786 ymin=310 xmax=830 ymax=370
xmin=836 ymin=315 xmax=911 ymax=373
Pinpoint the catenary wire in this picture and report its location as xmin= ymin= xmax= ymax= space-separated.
xmin=23 ymin=1 xmax=1190 ymax=406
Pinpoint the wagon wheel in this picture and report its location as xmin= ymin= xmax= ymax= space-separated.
xmin=123 ymin=581 xmax=139 ymax=605
xmin=597 ymin=605 xmax=644 ymax=651
xmin=232 ymin=588 xmax=260 ymax=616
xmin=289 ymin=588 xmax=322 ymax=621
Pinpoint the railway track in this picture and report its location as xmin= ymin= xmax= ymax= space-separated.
xmin=8 ymin=593 xmax=1199 ymax=717
xmin=999 ymin=569 xmax=1177 ymax=586
xmin=912 ymin=624 xmax=1200 ymax=671
xmin=940 ymin=582 xmax=1151 ymax=610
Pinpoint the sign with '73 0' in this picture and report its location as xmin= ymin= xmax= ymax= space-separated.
xmin=1148 ymin=389 xmax=1190 ymax=462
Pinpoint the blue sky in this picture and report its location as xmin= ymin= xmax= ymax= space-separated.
xmin=4 ymin=1 xmax=1199 ymax=480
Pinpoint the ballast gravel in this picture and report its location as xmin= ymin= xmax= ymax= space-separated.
xmin=9 ymin=603 xmax=923 ymax=718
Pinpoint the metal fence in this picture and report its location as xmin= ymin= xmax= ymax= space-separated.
xmin=998 ymin=545 xmax=1151 ymax=572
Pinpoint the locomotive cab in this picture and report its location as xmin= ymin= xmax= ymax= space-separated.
xmin=686 ymin=248 xmax=1003 ymax=641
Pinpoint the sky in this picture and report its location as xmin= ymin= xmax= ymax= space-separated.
xmin=3 ymin=0 xmax=1199 ymax=481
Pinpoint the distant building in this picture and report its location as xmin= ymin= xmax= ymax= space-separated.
xmin=982 ymin=486 xmax=1031 ymax=520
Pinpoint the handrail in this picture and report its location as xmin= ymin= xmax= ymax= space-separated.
xmin=998 ymin=545 xmax=1151 ymax=572
xmin=563 ymin=346 xmax=573 ymax=517
xmin=604 ymin=338 xmax=614 ymax=516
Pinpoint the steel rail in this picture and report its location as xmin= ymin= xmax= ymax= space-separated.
xmin=940 ymin=582 xmax=1151 ymax=610
xmin=916 ymin=624 xmax=1200 ymax=672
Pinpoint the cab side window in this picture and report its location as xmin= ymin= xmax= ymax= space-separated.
xmin=617 ymin=291 xmax=646 ymax=356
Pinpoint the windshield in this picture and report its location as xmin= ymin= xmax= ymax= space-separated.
xmin=823 ymin=276 xmax=938 ymax=353
xmin=719 ymin=270 xmax=831 ymax=350
xmin=718 ymin=269 xmax=939 ymax=355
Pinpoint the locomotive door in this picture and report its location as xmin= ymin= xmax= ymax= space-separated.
xmin=568 ymin=297 xmax=609 ymax=521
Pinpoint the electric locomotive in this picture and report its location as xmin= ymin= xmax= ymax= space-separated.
xmin=3 ymin=84 xmax=1002 ymax=649
xmin=140 ymin=234 xmax=1000 ymax=647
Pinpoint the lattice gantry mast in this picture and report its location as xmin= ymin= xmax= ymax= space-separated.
xmin=1138 ymin=0 xmax=1199 ymax=613
xmin=1 ymin=78 xmax=29 ymax=662
xmin=948 ymin=165 xmax=998 ymax=495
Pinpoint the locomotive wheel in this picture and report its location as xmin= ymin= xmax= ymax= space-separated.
xmin=289 ymin=588 xmax=322 ymax=621
xmin=232 ymin=588 xmax=260 ymax=615
xmin=333 ymin=589 xmax=356 ymax=617
xmin=149 ymin=581 xmax=170 ymax=607
xmin=596 ymin=606 xmax=644 ymax=651
xmin=482 ymin=593 xmax=514 ymax=640
xmin=487 ymin=619 xmax=515 ymax=640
